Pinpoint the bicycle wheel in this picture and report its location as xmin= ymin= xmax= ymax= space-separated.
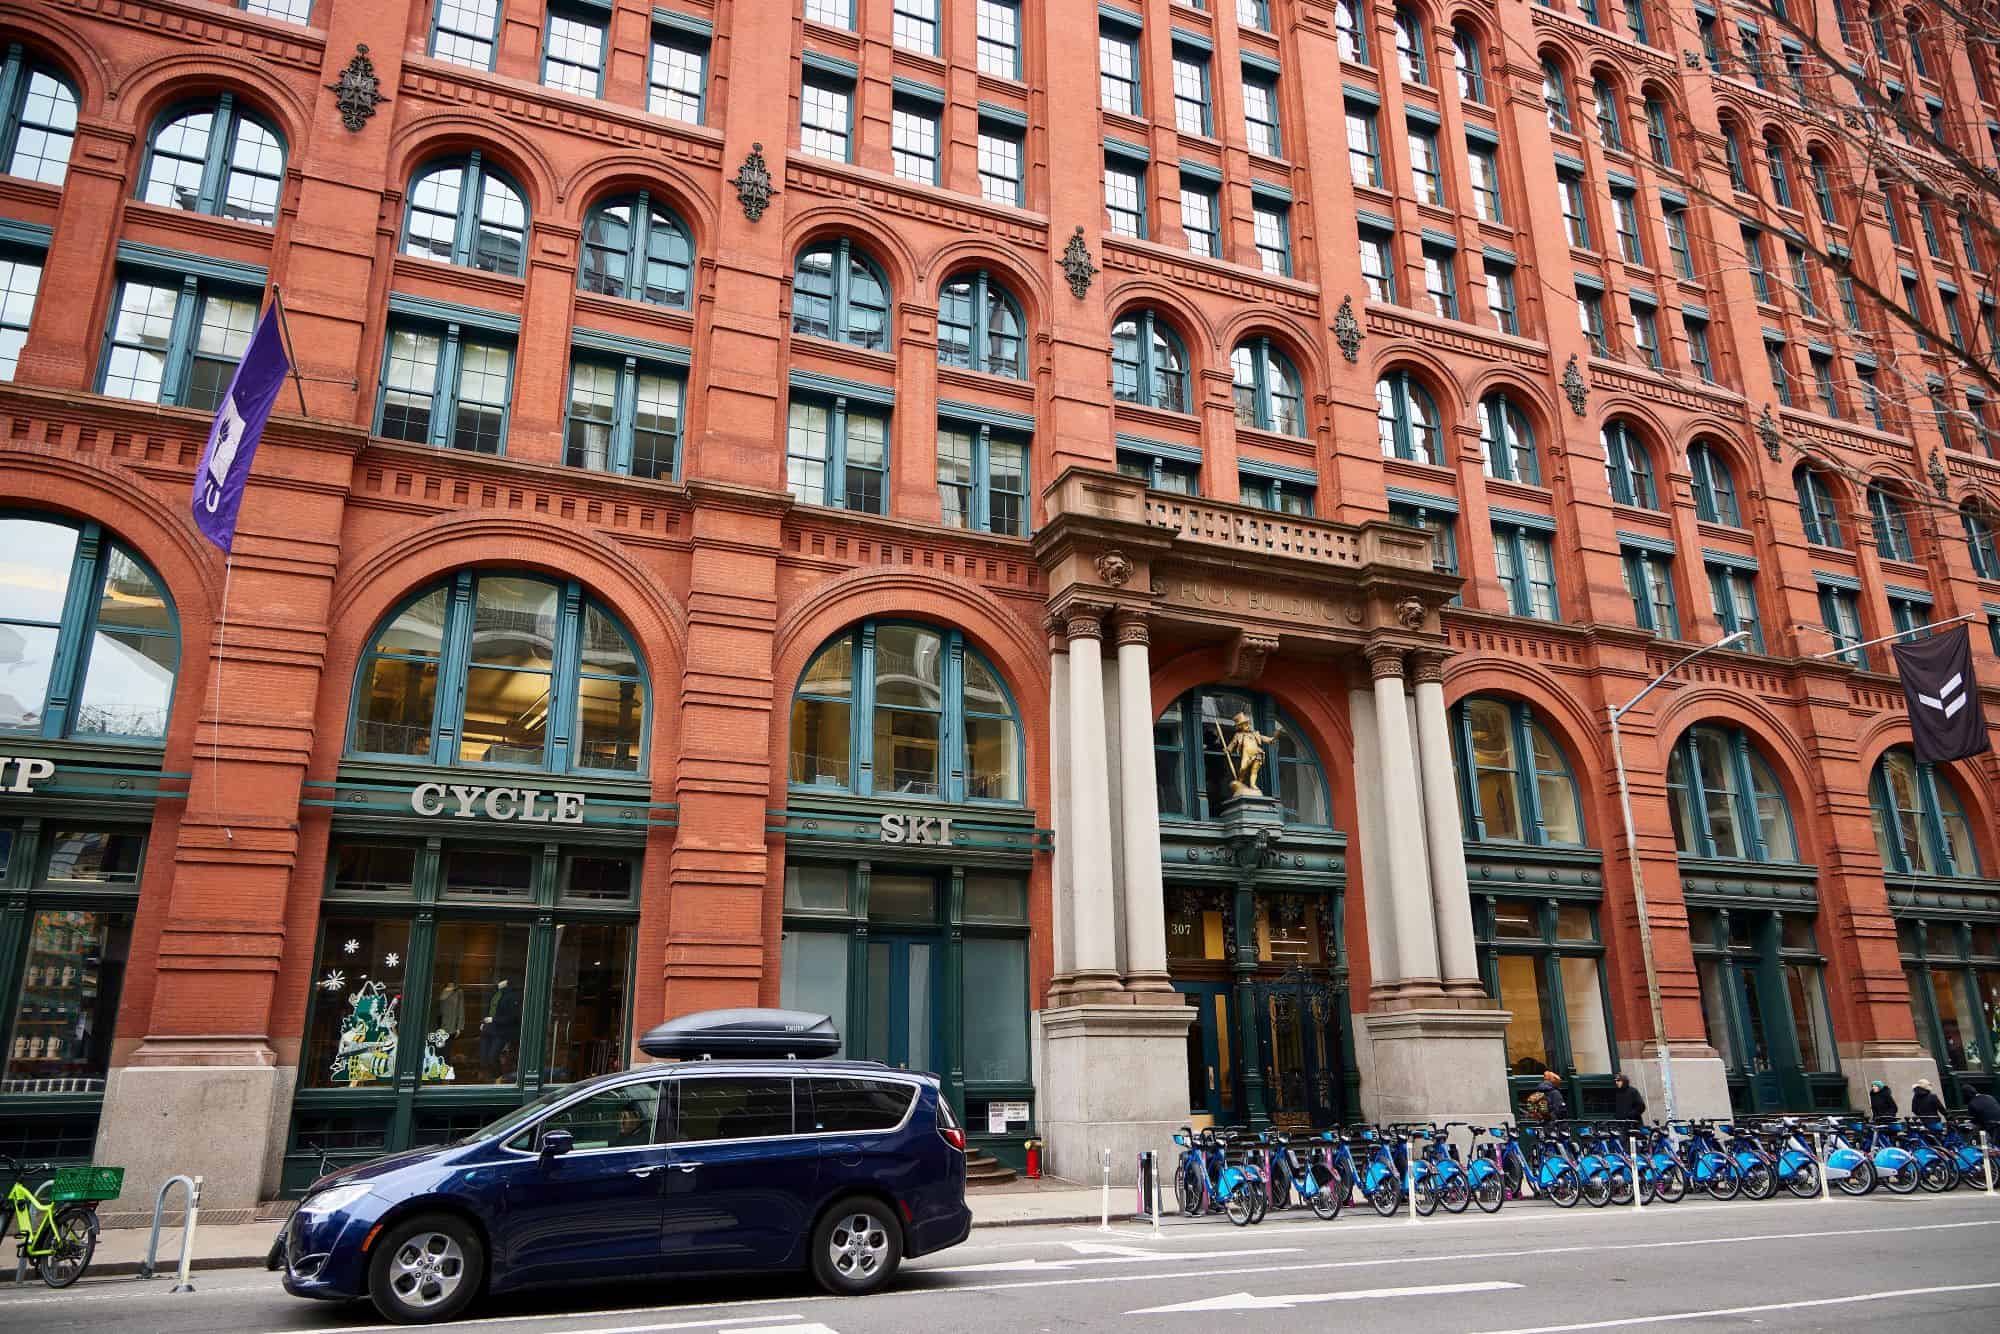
xmin=1606 ymin=1171 xmax=1634 ymax=1206
xmin=1782 ymin=1160 xmax=1821 ymax=1198
xmin=1836 ymin=1156 xmax=1876 ymax=1196
xmin=1544 ymin=1168 xmax=1582 ymax=1208
xmin=1472 ymin=1172 xmax=1506 ymax=1213
xmin=1580 ymin=1171 xmax=1613 ymax=1208
xmin=1502 ymin=1155 xmax=1526 ymax=1200
xmin=1309 ymin=1168 xmax=1343 ymax=1220
xmin=1368 ymin=1176 xmax=1402 ymax=1217
xmin=1703 ymin=1164 xmax=1741 ymax=1202
xmin=1740 ymin=1162 xmax=1776 ymax=1201
xmin=38 ymin=1208 xmax=95 ymax=1289
xmin=1882 ymin=1159 xmax=1920 ymax=1194
xmin=1656 ymin=1164 xmax=1687 ymax=1203
xmin=1437 ymin=1173 xmax=1471 ymax=1214
xmin=1413 ymin=1178 xmax=1439 ymax=1217
xmin=1176 ymin=1160 xmax=1203 ymax=1216
xmin=1225 ymin=1181 xmax=1257 ymax=1227
xmin=1268 ymin=1168 xmax=1292 ymax=1212
xmin=1917 ymin=1158 xmax=1956 ymax=1194
xmin=1248 ymin=1180 xmax=1269 ymax=1224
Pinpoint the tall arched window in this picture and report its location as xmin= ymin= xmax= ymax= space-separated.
xmin=1872 ymin=747 xmax=1982 ymax=878
xmin=1964 ymin=501 xmax=2000 ymax=579
xmin=1601 ymin=420 xmax=1659 ymax=508
xmin=789 ymin=621 xmax=1021 ymax=803
xmin=1720 ymin=122 xmax=1747 ymax=190
xmin=1377 ymin=370 xmax=1442 ymax=464
xmin=1479 ymin=392 xmax=1539 ymax=484
xmin=1152 ymin=686 xmax=1330 ymax=826
xmin=937 ymin=271 xmax=1025 ymax=379
xmin=1452 ymin=697 xmax=1584 ymax=845
xmin=1763 ymin=134 xmax=1794 ymax=208
xmin=1230 ymin=337 xmax=1304 ymax=436
xmin=1592 ymin=78 xmax=1624 ymax=151
xmin=1666 ymin=725 xmax=1799 ymax=862
xmin=140 ymin=95 xmax=284 ymax=225
xmin=1688 ymin=442 xmax=1741 ymax=526
xmin=1795 ymin=464 xmax=1845 ymax=548
xmin=578 ymin=192 xmax=692 ymax=307
xmin=1111 ymin=309 xmax=1190 ymax=413
xmin=0 ymin=515 xmax=178 ymax=741
xmin=350 ymin=573 xmax=647 ymax=774
xmin=1543 ymin=60 xmax=1573 ymax=133
xmin=1643 ymin=94 xmax=1674 ymax=167
xmin=1335 ymin=0 xmax=1370 ymax=65
xmin=791 ymin=239 xmax=891 ymax=351
xmin=1807 ymin=149 xmax=1837 ymax=224
xmin=1 ymin=47 xmax=78 ymax=186
xmin=1455 ymin=27 xmax=1485 ymax=102
xmin=1869 ymin=482 xmax=1915 ymax=561
xmin=1395 ymin=7 xmax=1429 ymax=84
xmin=402 ymin=153 xmax=528 ymax=277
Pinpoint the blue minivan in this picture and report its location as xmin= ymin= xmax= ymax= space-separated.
xmin=271 ymin=1010 xmax=970 ymax=1323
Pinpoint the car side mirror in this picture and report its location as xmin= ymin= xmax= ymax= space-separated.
xmin=540 ymin=1130 xmax=573 ymax=1166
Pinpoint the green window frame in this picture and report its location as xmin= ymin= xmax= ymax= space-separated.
xmin=1180 ymin=178 xmax=1220 ymax=257
xmin=1706 ymin=563 xmax=1765 ymax=651
xmin=1395 ymin=7 xmax=1429 ymax=84
xmin=1117 ymin=445 xmax=1200 ymax=494
xmin=1456 ymin=27 xmax=1485 ymax=102
xmin=893 ymin=0 xmax=939 ymax=55
xmin=1602 ymin=421 xmax=1659 ymax=509
xmin=98 ymin=272 xmax=259 ymax=411
xmin=1486 ymin=262 xmax=1519 ymax=335
xmin=1451 ymin=697 xmax=1587 ymax=846
xmin=1810 ymin=152 xmax=1836 ymax=223
xmin=1811 ymin=353 xmax=1840 ymax=417
xmin=976 ymin=0 xmax=1021 ymax=79
xmin=1479 ymin=392 xmax=1539 ymax=484
xmin=1594 ymin=79 xmax=1623 ymax=151
xmin=1172 ymin=48 xmax=1212 ymax=138
xmin=375 ymin=316 xmax=516 ymax=455
xmin=1623 ymin=547 xmax=1681 ymax=637
xmin=1336 ymin=0 xmax=1370 ymax=65
xmin=1242 ymin=68 xmax=1281 ymax=158
xmin=1742 ymin=226 xmax=1771 ymax=301
xmin=1888 ymin=591 xmax=1932 ymax=640
xmin=937 ymin=418 xmax=1029 ymax=537
xmin=430 ymin=0 xmax=503 ymax=69
xmin=1964 ymin=503 xmax=2000 ymax=579
xmin=1104 ymin=152 xmax=1148 ymax=239
xmin=891 ymin=97 xmax=941 ymax=186
xmin=402 ymin=153 xmax=529 ymax=278
xmin=1633 ymin=304 xmax=1661 ymax=369
xmin=937 ymin=271 xmax=1024 ymax=379
xmin=800 ymin=72 xmax=854 ymax=163
xmin=1872 ymin=748 xmax=1983 ymax=878
xmin=578 ymin=191 xmax=692 ymax=307
xmin=1764 ymin=137 xmax=1793 ymax=208
xmin=1112 ymin=310 xmax=1189 ymax=413
xmin=1377 ymin=370 xmax=1442 ymax=464
xmin=1689 ymin=443 xmax=1741 ymax=525
xmin=788 ymin=621 xmax=1023 ymax=804
xmin=1408 ymin=125 xmax=1443 ymax=204
xmin=1577 ymin=287 xmax=1608 ymax=356
xmin=1346 ymin=106 xmax=1381 ymax=187
xmin=1389 ymin=500 xmax=1459 ymax=585
xmin=1468 ymin=144 xmax=1503 ymax=222
xmin=348 ymin=570 xmax=647 ymax=774
xmin=0 ymin=44 xmax=78 ymax=186
xmin=138 ymin=94 xmax=284 ymax=227
xmin=977 ymin=121 xmax=1023 ymax=207
xmin=647 ymin=27 xmax=707 ymax=124
xmin=1493 ymin=523 xmax=1560 ymax=620
xmin=1644 ymin=96 xmax=1673 ymax=166
xmin=1613 ymin=192 xmax=1645 ymax=265
xmin=1361 ymin=228 xmax=1396 ymax=303
xmin=1237 ymin=0 xmax=1272 ymax=31
xmin=1684 ymin=314 xmax=1714 ymax=382
xmin=805 ymin=0 xmax=852 ymax=28
xmin=791 ymin=239 xmax=890 ymax=351
xmin=1543 ymin=60 xmax=1572 ymax=133
xmin=1239 ymin=472 xmax=1314 ymax=516
xmin=786 ymin=392 xmax=888 ymax=514
xmin=1252 ymin=199 xmax=1292 ymax=277
xmin=1663 ymin=205 xmax=1694 ymax=279
xmin=1899 ymin=918 xmax=2000 ymax=1086
xmin=563 ymin=351 xmax=684 ymax=480
xmin=1817 ymin=583 xmax=1868 ymax=668
xmin=1475 ymin=897 xmax=1616 ymax=1081
xmin=1666 ymin=725 xmax=1799 ymax=862
xmin=0 ymin=515 xmax=179 ymax=742
xmin=1099 ymin=25 xmax=1142 ymax=116
xmin=542 ymin=3 xmax=608 ymax=98
xmin=1559 ymin=173 xmax=1591 ymax=248
xmin=1796 ymin=466 xmax=1846 ymax=548
xmin=1153 ymin=686 xmax=1331 ymax=826
xmin=1230 ymin=337 xmax=1304 ymax=437
xmin=0 ymin=247 xmax=41 ymax=380
xmin=1869 ymin=482 xmax=1916 ymax=561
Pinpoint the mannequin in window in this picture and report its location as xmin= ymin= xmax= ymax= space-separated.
xmin=480 ymin=978 xmax=521 ymax=1079
xmin=435 ymin=982 xmax=465 ymax=1062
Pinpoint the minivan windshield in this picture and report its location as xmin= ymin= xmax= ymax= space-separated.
xmin=460 ymin=1083 xmax=575 ymax=1144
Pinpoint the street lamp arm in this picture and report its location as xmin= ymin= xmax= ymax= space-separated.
xmin=1611 ymin=630 xmax=1750 ymax=722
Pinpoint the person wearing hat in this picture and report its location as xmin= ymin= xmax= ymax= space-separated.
xmin=1967 ymin=1088 xmax=2000 ymax=1137
xmin=1870 ymin=1079 xmax=1899 ymax=1122
xmin=1611 ymin=1071 xmax=1647 ymax=1125
xmin=1535 ymin=1070 xmax=1568 ymax=1124
xmin=1910 ymin=1078 xmax=1946 ymax=1121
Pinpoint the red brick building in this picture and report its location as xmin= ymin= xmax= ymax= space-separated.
xmin=0 ymin=0 xmax=1996 ymax=1213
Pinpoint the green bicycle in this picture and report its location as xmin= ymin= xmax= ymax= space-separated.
xmin=1 ymin=1154 xmax=117 ymax=1288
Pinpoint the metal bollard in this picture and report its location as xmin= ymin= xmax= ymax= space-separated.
xmin=1817 ymin=1133 xmax=1832 ymax=1203
xmin=1984 ymin=1132 xmax=1995 ymax=1196
xmin=1405 ymin=1136 xmax=1419 ymax=1225
xmin=139 ymin=1174 xmax=201 ymax=1281
xmin=172 ymin=1177 xmax=201 ymax=1293
xmin=1099 ymin=1148 xmax=1112 ymax=1232
xmin=1630 ymin=1136 xmax=1643 ymax=1211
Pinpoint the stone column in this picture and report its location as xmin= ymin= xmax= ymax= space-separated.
xmin=1347 ymin=676 xmax=1399 ymax=994
xmin=1046 ymin=613 xmax=1074 ymax=991
xmin=1368 ymin=644 xmax=1442 ymax=995
xmin=1412 ymin=650 xmax=1483 ymax=995
xmin=1114 ymin=613 xmax=1172 ymax=997
xmin=1064 ymin=606 xmax=1124 ymax=1001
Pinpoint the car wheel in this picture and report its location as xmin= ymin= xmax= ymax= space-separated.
xmin=811 ymin=1199 xmax=903 ymax=1296
xmin=367 ymin=1213 xmax=483 ymax=1325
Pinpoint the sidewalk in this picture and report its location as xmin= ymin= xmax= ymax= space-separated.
xmin=5 ymin=1178 xmax=1122 ymax=1281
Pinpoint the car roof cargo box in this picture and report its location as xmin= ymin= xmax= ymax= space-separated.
xmin=638 ymin=1008 xmax=842 ymax=1061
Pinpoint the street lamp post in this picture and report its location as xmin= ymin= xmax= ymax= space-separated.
xmin=1607 ymin=629 xmax=1748 ymax=1123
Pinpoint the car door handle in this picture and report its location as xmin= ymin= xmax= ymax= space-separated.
xmin=628 ymin=1166 xmax=660 ymax=1179
xmin=672 ymin=1163 xmax=698 ymax=1173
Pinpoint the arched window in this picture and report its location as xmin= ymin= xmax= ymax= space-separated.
xmin=0 ymin=515 xmax=177 ymax=742
xmin=1335 ymin=0 xmax=1370 ymax=65
xmin=1377 ymin=370 xmax=1442 ymax=464
xmin=1111 ymin=309 xmax=1190 ymax=413
xmin=1808 ymin=150 xmax=1838 ymax=224
xmin=937 ymin=271 xmax=1025 ymax=379
xmin=788 ymin=621 xmax=1021 ymax=803
xmin=1964 ymin=501 xmax=2000 ymax=579
xmin=1643 ymin=95 xmax=1673 ymax=166
xmin=1872 ymin=748 xmax=1982 ymax=878
xmin=1543 ymin=60 xmax=1573 ymax=133
xmin=1 ymin=47 xmax=78 ymax=186
xmin=1688 ymin=442 xmax=1741 ymax=526
xmin=1479 ymin=392 xmax=1539 ymax=484
xmin=1153 ymin=686 xmax=1330 ymax=826
xmin=402 ymin=153 xmax=528 ymax=277
xmin=140 ymin=95 xmax=284 ymax=226
xmin=1592 ymin=78 xmax=1623 ymax=150
xmin=1720 ymin=122 xmax=1747 ymax=190
xmin=1905 ymin=15 xmax=1930 ymax=79
xmin=1601 ymin=420 xmax=1659 ymax=509
xmin=1666 ymin=725 xmax=1799 ymax=862
xmin=578 ymin=192 xmax=692 ymax=307
xmin=1451 ymin=697 xmax=1585 ymax=845
xmin=1231 ymin=337 xmax=1304 ymax=437
xmin=1868 ymin=481 xmax=1915 ymax=561
xmin=1795 ymin=464 xmax=1845 ymax=547
xmin=350 ymin=572 xmax=646 ymax=774
xmin=1764 ymin=135 xmax=1794 ymax=208
xmin=791 ymin=238 xmax=890 ymax=352
xmin=1395 ymin=8 xmax=1429 ymax=84
xmin=1454 ymin=27 xmax=1485 ymax=102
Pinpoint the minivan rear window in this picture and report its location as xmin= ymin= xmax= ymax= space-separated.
xmin=809 ymin=1078 xmax=916 ymax=1132
xmin=673 ymin=1077 xmax=794 ymax=1142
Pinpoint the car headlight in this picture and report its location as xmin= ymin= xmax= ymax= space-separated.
xmin=297 ymin=1183 xmax=372 ymax=1219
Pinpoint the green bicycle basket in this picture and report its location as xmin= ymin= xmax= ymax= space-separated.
xmin=49 ymin=1166 xmax=123 ymax=1203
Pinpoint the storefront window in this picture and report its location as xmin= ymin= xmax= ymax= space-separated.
xmin=1452 ymin=697 xmax=1587 ymax=846
xmin=1496 ymin=953 xmax=1554 ymax=1074
xmin=432 ymin=921 xmax=531 ymax=1084
xmin=1785 ymin=963 xmax=1837 ymax=1073
xmin=963 ymin=937 xmax=1028 ymax=1081
xmin=544 ymin=922 xmax=631 ymax=1082
xmin=42 ymin=831 xmax=143 ymax=883
xmin=2 ymin=909 xmax=131 ymax=1091
xmin=1697 ymin=957 xmax=1738 ymax=1067
xmin=1154 ymin=686 xmax=1331 ymax=826
xmin=780 ymin=929 xmax=850 ymax=1043
xmin=1901 ymin=923 xmax=2000 ymax=1091
xmin=304 ymin=918 xmax=414 ymax=1088
xmin=1480 ymin=897 xmax=1614 ymax=1080
xmin=1667 ymin=725 xmax=1800 ymax=863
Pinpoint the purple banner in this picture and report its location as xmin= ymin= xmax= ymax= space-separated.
xmin=191 ymin=303 xmax=290 ymax=554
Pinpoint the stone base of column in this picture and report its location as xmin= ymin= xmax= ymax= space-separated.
xmin=1036 ymin=1003 xmax=1195 ymax=1186
xmin=1841 ymin=1041 xmax=1939 ymax=1115
xmin=92 ymin=1038 xmax=290 ymax=1222
xmin=1048 ymin=970 xmax=1128 ymax=1006
xmin=1621 ymin=1040 xmax=1733 ymax=1121
xmin=1354 ymin=1007 xmax=1513 ymax=1127
xmin=1120 ymin=971 xmax=1181 ymax=1004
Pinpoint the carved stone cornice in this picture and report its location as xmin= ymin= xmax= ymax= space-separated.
xmin=1112 ymin=611 xmax=1151 ymax=647
xmin=1410 ymin=649 xmax=1451 ymax=685
xmin=1365 ymin=643 xmax=1408 ymax=681
xmin=1064 ymin=606 xmax=1107 ymax=641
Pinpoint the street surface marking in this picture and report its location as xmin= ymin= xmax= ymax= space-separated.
xmin=1467 ymin=1281 xmax=2000 ymax=1334
xmin=241 ymin=1312 xmax=806 ymax=1334
xmin=1131 ymin=1279 xmax=1522 ymax=1313
xmin=936 ymin=1245 xmax=1300 ymax=1274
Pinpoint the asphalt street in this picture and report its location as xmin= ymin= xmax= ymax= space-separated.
xmin=2 ymin=1191 xmax=1996 ymax=1334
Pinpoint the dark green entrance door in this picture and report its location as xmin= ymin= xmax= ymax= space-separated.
xmin=1175 ymin=982 xmax=1238 ymax=1123
xmin=1254 ymin=968 xmax=1342 ymax=1128
xmin=862 ymin=935 xmax=941 ymax=1073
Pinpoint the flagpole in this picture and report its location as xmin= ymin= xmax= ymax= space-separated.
xmin=1796 ymin=611 xmax=1980 ymax=660
xmin=269 ymin=285 xmax=310 ymax=418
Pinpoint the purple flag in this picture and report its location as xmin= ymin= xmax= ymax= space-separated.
xmin=191 ymin=303 xmax=289 ymax=553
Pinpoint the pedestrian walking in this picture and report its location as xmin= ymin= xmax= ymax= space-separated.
xmin=1869 ymin=1079 xmax=1898 ymax=1121
xmin=1611 ymin=1072 xmax=1646 ymax=1124
xmin=1532 ymin=1070 xmax=1567 ymax=1124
